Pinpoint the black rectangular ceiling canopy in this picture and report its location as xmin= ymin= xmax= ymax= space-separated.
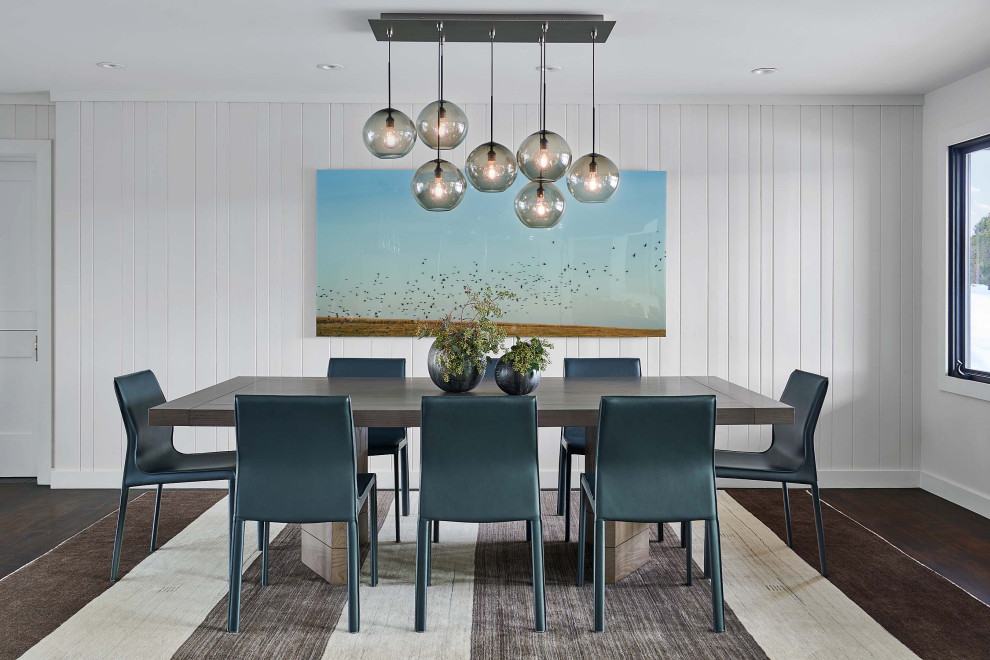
xmin=368 ymin=13 xmax=614 ymax=44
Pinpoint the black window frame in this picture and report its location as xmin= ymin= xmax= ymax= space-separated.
xmin=948 ymin=133 xmax=990 ymax=385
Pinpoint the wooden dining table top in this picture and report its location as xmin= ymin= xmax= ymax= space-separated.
xmin=148 ymin=375 xmax=793 ymax=429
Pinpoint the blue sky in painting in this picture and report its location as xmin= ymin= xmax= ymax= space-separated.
xmin=316 ymin=170 xmax=666 ymax=330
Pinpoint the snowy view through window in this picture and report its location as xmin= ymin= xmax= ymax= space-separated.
xmin=969 ymin=148 xmax=990 ymax=372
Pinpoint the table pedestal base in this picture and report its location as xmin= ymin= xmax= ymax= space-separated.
xmin=300 ymin=427 xmax=369 ymax=584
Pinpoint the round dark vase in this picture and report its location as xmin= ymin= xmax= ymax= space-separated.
xmin=494 ymin=355 xmax=541 ymax=395
xmin=427 ymin=344 xmax=485 ymax=393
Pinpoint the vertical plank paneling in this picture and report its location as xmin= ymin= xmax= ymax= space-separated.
xmin=227 ymin=103 xmax=258 ymax=378
xmin=78 ymin=102 xmax=95 ymax=470
xmin=899 ymin=106 xmax=915 ymax=470
xmin=680 ymin=105 xmax=708 ymax=375
xmin=747 ymin=105 xmax=763 ymax=450
xmin=819 ymin=107 xmax=835 ymax=468
xmin=120 ymin=103 xmax=135 ymax=385
xmin=134 ymin=103 xmax=148 ymax=371
xmin=772 ymin=106 xmax=801 ymax=399
xmin=727 ymin=105 xmax=749 ymax=451
xmin=53 ymin=102 xmax=81 ymax=471
xmin=215 ymin=103 xmax=232 ymax=448
xmin=832 ymin=106 xmax=855 ymax=470
xmin=255 ymin=104 xmax=271 ymax=377
xmin=145 ymin=103 xmax=169 ymax=399
xmin=878 ymin=106 xmax=902 ymax=469
xmin=194 ymin=103 xmax=218 ymax=453
xmin=280 ymin=103 xmax=304 ymax=376
xmin=166 ymin=102 xmax=197 ymax=453
xmin=758 ymin=106 xmax=774 ymax=447
xmin=707 ymin=105 xmax=729 ymax=449
xmin=800 ymin=106 xmax=822 ymax=380
xmin=268 ymin=104 xmax=283 ymax=376
xmin=659 ymin=105 xmax=681 ymax=376
xmin=852 ymin=105 xmax=882 ymax=470
xmin=302 ymin=103 xmax=331 ymax=375
xmin=92 ymin=102 xmax=124 ymax=469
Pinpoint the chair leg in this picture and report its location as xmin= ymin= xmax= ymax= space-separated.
xmin=260 ymin=522 xmax=271 ymax=586
xmin=393 ymin=452 xmax=401 ymax=543
xmin=593 ymin=517 xmax=606 ymax=633
xmin=782 ymin=482 xmax=794 ymax=548
xmin=369 ymin=485 xmax=379 ymax=587
xmin=415 ymin=518 xmax=430 ymax=632
xmin=811 ymin=483 xmax=829 ymax=577
xmin=576 ymin=489 xmax=587 ymax=586
xmin=564 ymin=451 xmax=573 ymax=542
xmin=556 ymin=445 xmax=567 ymax=516
xmin=685 ymin=521 xmax=693 ymax=586
xmin=257 ymin=521 xmax=265 ymax=552
xmin=150 ymin=484 xmax=163 ymax=552
xmin=708 ymin=518 xmax=725 ymax=632
xmin=526 ymin=520 xmax=532 ymax=542
xmin=427 ymin=522 xmax=433 ymax=587
xmin=346 ymin=519 xmax=360 ymax=633
xmin=703 ymin=521 xmax=711 ymax=579
xmin=227 ymin=479 xmax=235 ymax=586
xmin=226 ymin=518 xmax=245 ymax=632
xmin=681 ymin=521 xmax=687 ymax=548
xmin=658 ymin=523 xmax=663 ymax=543
xmin=400 ymin=444 xmax=410 ymax=516
xmin=110 ymin=487 xmax=129 ymax=582
xmin=531 ymin=518 xmax=547 ymax=633
xmin=432 ymin=519 xmax=439 ymax=543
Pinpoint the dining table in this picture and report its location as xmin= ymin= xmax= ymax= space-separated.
xmin=149 ymin=375 xmax=793 ymax=585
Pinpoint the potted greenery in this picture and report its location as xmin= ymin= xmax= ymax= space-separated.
xmin=417 ymin=286 xmax=514 ymax=393
xmin=495 ymin=336 xmax=554 ymax=395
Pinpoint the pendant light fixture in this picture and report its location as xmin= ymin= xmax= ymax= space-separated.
xmin=362 ymin=27 xmax=417 ymax=159
xmin=416 ymin=26 xmax=468 ymax=150
xmin=465 ymin=29 xmax=517 ymax=193
xmin=516 ymin=24 xmax=571 ymax=182
xmin=567 ymin=29 xmax=620 ymax=202
xmin=412 ymin=23 xmax=466 ymax=211
xmin=515 ymin=180 xmax=566 ymax=228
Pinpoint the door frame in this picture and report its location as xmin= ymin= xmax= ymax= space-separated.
xmin=0 ymin=140 xmax=53 ymax=484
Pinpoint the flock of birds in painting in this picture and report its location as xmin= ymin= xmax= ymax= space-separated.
xmin=316 ymin=237 xmax=665 ymax=322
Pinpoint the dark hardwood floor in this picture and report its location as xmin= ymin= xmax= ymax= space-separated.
xmin=0 ymin=478 xmax=143 ymax=580
xmin=1 ymin=481 xmax=988 ymax=606
xmin=820 ymin=488 xmax=990 ymax=605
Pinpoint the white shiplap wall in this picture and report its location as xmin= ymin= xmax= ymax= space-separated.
xmin=50 ymin=100 xmax=922 ymax=487
xmin=0 ymin=104 xmax=54 ymax=139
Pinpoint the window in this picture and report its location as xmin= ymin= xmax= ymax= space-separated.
xmin=948 ymin=134 xmax=990 ymax=384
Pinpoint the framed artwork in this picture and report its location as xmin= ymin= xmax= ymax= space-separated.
xmin=316 ymin=170 xmax=666 ymax=337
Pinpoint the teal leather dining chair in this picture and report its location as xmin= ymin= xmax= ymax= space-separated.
xmin=577 ymin=395 xmax=724 ymax=633
xmin=559 ymin=358 xmax=641 ymax=542
xmin=112 ymin=370 xmax=262 ymax=582
xmin=328 ymin=358 xmax=409 ymax=543
xmin=415 ymin=396 xmax=546 ymax=633
xmin=714 ymin=370 xmax=830 ymax=576
xmin=228 ymin=395 xmax=378 ymax=633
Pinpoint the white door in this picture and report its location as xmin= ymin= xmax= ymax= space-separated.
xmin=0 ymin=141 xmax=52 ymax=479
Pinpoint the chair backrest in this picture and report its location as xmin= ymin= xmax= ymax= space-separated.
xmin=564 ymin=357 xmax=641 ymax=378
xmin=234 ymin=395 xmax=359 ymax=524
xmin=420 ymin=396 xmax=540 ymax=523
xmin=770 ymin=370 xmax=829 ymax=473
xmin=595 ymin=395 xmax=717 ymax=523
xmin=114 ymin=370 xmax=175 ymax=481
xmin=327 ymin=357 xmax=405 ymax=378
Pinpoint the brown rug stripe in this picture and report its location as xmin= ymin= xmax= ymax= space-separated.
xmin=173 ymin=491 xmax=395 ymax=659
xmin=470 ymin=492 xmax=766 ymax=659
xmin=729 ymin=489 xmax=990 ymax=660
xmin=0 ymin=489 xmax=224 ymax=660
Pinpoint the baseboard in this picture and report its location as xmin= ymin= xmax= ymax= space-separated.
xmin=48 ymin=468 xmax=924 ymax=491
xmin=920 ymin=472 xmax=990 ymax=518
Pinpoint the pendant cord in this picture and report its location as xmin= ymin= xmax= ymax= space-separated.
xmin=386 ymin=27 xmax=392 ymax=110
xmin=591 ymin=29 xmax=596 ymax=157
xmin=489 ymin=30 xmax=495 ymax=145
xmin=436 ymin=22 xmax=442 ymax=162
xmin=541 ymin=24 xmax=547 ymax=136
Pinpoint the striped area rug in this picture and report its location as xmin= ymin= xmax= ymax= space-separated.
xmin=1 ymin=490 xmax=923 ymax=659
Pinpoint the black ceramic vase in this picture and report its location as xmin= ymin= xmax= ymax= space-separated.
xmin=427 ymin=344 xmax=485 ymax=393
xmin=494 ymin=355 xmax=541 ymax=395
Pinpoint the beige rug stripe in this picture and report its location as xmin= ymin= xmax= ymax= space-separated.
xmin=319 ymin=492 xmax=478 ymax=660
xmin=22 ymin=497 xmax=285 ymax=660
xmin=683 ymin=493 xmax=917 ymax=660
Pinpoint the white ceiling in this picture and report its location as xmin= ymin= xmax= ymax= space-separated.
xmin=2 ymin=1 xmax=989 ymax=102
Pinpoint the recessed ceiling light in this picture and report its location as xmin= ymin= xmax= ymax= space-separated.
xmin=750 ymin=67 xmax=778 ymax=75
xmin=317 ymin=63 xmax=344 ymax=71
xmin=536 ymin=65 xmax=562 ymax=72
xmin=96 ymin=62 xmax=125 ymax=69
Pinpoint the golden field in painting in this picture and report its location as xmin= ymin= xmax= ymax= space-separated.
xmin=317 ymin=317 xmax=665 ymax=338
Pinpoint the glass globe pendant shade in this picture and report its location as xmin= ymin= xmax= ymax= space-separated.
xmin=416 ymin=101 xmax=469 ymax=150
xmin=567 ymin=153 xmax=620 ymax=203
xmin=411 ymin=158 xmax=467 ymax=211
xmin=465 ymin=142 xmax=517 ymax=192
xmin=514 ymin=180 xmax=565 ymax=228
xmin=516 ymin=130 xmax=572 ymax=182
xmin=362 ymin=108 xmax=417 ymax=159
